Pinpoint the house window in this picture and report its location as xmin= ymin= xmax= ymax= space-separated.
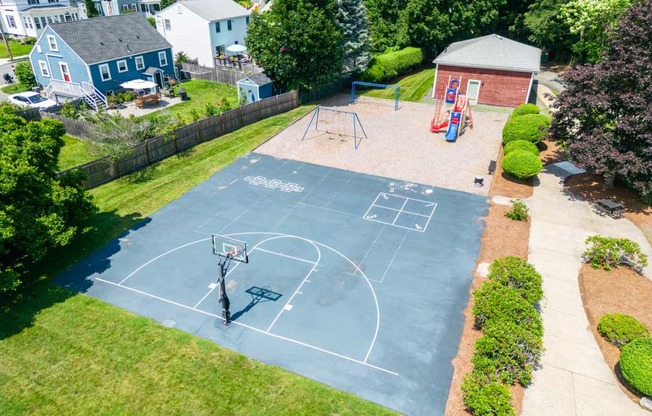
xmin=6 ymin=15 xmax=16 ymax=29
xmin=46 ymin=16 xmax=53 ymax=24
xmin=117 ymin=59 xmax=128 ymax=73
xmin=164 ymin=19 xmax=171 ymax=30
xmin=40 ymin=17 xmax=47 ymax=27
xmin=135 ymin=56 xmax=145 ymax=70
xmin=34 ymin=17 xmax=41 ymax=29
xmin=99 ymin=63 xmax=111 ymax=81
xmin=246 ymin=16 xmax=249 ymax=24
xmin=158 ymin=51 xmax=167 ymax=67
xmin=227 ymin=19 xmax=232 ymax=30
xmin=130 ymin=3 xmax=136 ymax=9
xmin=215 ymin=21 xmax=220 ymax=33
xmin=216 ymin=45 xmax=225 ymax=55
xmin=27 ymin=0 xmax=40 ymax=4
xmin=38 ymin=61 xmax=49 ymax=77
xmin=122 ymin=4 xmax=128 ymax=10
xmin=22 ymin=17 xmax=33 ymax=29
xmin=47 ymin=35 xmax=58 ymax=51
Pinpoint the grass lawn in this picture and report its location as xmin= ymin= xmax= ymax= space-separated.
xmin=147 ymin=80 xmax=239 ymax=122
xmin=0 ymin=105 xmax=396 ymax=415
xmin=59 ymin=135 xmax=98 ymax=171
xmin=359 ymin=67 xmax=435 ymax=103
xmin=1 ymin=83 xmax=30 ymax=94
xmin=0 ymin=41 xmax=33 ymax=59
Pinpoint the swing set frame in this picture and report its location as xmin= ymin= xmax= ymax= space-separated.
xmin=301 ymin=106 xmax=368 ymax=150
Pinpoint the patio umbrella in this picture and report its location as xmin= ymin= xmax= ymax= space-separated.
xmin=226 ymin=44 xmax=247 ymax=54
xmin=119 ymin=79 xmax=158 ymax=90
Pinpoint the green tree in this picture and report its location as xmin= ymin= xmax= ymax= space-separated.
xmin=524 ymin=0 xmax=575 ymax=61
xmin=246 ymin=0 xmax=343 ymax=91
xmin=0 ymin=114 xmax=96 ymax=299
xmin=335 ymin=0 xmax=371 ymax=73
xmin=84 ymin=0 xmax=99 ymax=17
xmin=14 ymin=61 xmax=36 ymax=88
xmin=364 ymin=0 xmax=405 ymax=53
xmin=146 ymin=17 xmax=156 ymax=27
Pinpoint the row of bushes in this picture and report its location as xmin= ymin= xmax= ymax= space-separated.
xmin=501 ymin=104 xmax=551 ymax=180
xmin=462 ymin=257 xmax=544 ymax=416
xmin=359 ymin=47 xmax=423 ymax=83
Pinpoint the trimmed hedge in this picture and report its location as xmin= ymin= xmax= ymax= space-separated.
xmin=598 ymin=314 xmax=650 ymax=348
xmin=511 ymin=103 xmax=540 ymax=118
xmin=504 ymin=140 xmax=540 ymax=156
xmin=472 ymin=281 xmax=543 ymax=336
xmin=619 ymin=337 xmax=652 ymax=396
xmin=488 ymin=256 xmax=543 ymax=304
xmin=359 ymin=47 xmax=424 ymax=83
xmin=461 ymin=371 xmax=515 ymax=416
xmin=501 ymin=150 xmax=542 ymax=180
xmin=502 ymin=114 xmax=551 ymax=144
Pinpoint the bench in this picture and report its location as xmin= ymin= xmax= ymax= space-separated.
xmin=488 ymin=160 xmax=497 ymax=175
xmin=135 ymin=93 xmax=160 ymax=109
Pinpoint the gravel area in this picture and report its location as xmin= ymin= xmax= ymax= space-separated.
xmin=256 ymin=94 xmax=509 ymax=195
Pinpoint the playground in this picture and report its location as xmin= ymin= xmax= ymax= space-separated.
xmin=257 ymin=94 xmax=508 ymax=195
xmin=57 ymin=153 xmax=488 ymax=415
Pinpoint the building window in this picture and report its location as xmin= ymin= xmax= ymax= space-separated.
xmin=130 ymin=4 xmax=136 ymax=9
xmin=216 ymin=45 xmax=225 ymax=55
xmin=135 ymin=56 xmax=145 ymax=70
xmin=158 ymin=51 xmax=167 ymax=67
xmin=227 ymin=19 xmax=232 ymax=31
xmin=47 ymin=35 xmax=58 ymax=51
xmin=39 ymin=61 xmax=49 ymax=77
xmin=28 ymin=0 xmax=40 ymax=4
xmin=164 ymin=19 xmax=171 ymax=30
xmin=215 ymin=21 xmax=220 ymax=33
xmin=122 ymin=4 xmax=128 ymax=10
xmin=22 ymin=17 xmax=33 ymax=29
xmin=99 ymin=63 xmax=111 ymax=81
xmin=34 ymin=17 xmax=41 ymax=29
xmin=117 ymin=59 xmax=128 ymax=73
xmin=40 ymin=17 xmax=47 ymax=27
xmin=6 ymin=15 xmax=16 ymax=29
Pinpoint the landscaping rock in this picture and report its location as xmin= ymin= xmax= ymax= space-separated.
xmin=641 ymin=397 xmax=652 ymax=412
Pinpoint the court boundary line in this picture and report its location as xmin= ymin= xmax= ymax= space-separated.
xmin=94 ymin=276 xmax=398 ymax=376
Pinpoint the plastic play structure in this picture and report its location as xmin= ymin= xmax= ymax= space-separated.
xmin=431 ymin=76 xmax=474 ymax=141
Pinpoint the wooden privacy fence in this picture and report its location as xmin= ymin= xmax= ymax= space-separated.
xmin=43 ymin=112 xmax=95 ymax=139
xmin=60 ymin=91 xmax=299 ymax=189
xmin=180 ymin=62 xmax=262 ymax=86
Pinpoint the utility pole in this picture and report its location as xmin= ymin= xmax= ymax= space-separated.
xmin=0 ymin=14 xmax=14 ymax=62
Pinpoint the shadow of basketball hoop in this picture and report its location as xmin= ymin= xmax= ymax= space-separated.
xmin=230 ymin=286 xmax=283 ymax=322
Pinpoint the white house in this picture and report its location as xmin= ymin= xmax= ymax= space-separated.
xmin=155 ymin=0 xmax=249 ymax=68
xmin=0 ymin=0 xmax=82 ymax=38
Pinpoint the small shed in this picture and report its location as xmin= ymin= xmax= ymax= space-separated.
xmin=237 ymin=73 xmax=274 ymax=104
xmin=432 ymin=34 xmax=541 ymax=107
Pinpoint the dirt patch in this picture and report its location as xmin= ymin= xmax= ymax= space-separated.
xmin=538 ymin=139 xmax=564 ymax=166
xmin=579 ymin=264 xmax=652 ymax=400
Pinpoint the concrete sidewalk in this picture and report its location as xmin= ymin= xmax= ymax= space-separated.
xmin=521 ymin=162 xmax=651 ymax=415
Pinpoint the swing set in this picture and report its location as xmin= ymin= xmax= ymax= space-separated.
xmin=301 ymin=106 xmax=368 ymax=150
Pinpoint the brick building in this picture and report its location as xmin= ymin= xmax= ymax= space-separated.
xmin=432 ymin=34 xmax=541 ymax=108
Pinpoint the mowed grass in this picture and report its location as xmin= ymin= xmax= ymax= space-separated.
xmin=1 ymin=83 xmax=30 ymax=94
xmin=1 ymin=105 xmax=396 ymax=415
xmin=58 ymin=135 xmax=98 ymax=170
xmin=146 ymin=80 xmax=239 ymax=122
xmin=0 ymin=42 xmax=33 ymax=59
xmin=359 ymin=67 xmax=435 ymax=103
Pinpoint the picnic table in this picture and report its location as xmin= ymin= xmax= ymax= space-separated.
xmin=135 ymin=93 xmax=160 ymax=109
xmin=593 ymin=199 xmax=625 ymax=218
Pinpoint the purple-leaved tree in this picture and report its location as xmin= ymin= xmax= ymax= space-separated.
xmin=551 ymin=1 xmax=652 ymax=198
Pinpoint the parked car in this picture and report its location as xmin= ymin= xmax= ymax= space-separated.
xmin=7 ymin=92 xmax=58 ymax=110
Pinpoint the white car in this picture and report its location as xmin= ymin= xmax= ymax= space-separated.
xmin=7 ymin=91 xmax=58 ymax=110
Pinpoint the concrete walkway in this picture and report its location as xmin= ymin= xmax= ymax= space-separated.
xmin=520 ymin=161 xmax=651 ymax=415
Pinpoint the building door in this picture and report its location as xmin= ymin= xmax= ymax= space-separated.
xmin=466 ymin=80 xmax=481 ymax=104
xmin=59 ymin=62 xmax=71 ymax=82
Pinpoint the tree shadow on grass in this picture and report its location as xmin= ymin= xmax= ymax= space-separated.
xmin=0 ymin=210 xmax=151 ymax=340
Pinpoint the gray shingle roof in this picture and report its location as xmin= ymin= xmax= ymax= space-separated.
xmin=246 ymin=72 xmax=272 ymax=86
xmin=176 ymin=0 xmax=249 ymax=22
xmin=50 ymin=13 xmax=172 ymax=65
xmin=433 ymin=34 xmax=541 ymax=73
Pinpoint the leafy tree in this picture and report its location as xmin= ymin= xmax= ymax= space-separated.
xmin=399 ymin=0 xmax=453 ymax=55
xmin=523 ymin=0 xmax=575 ymax=61
xmin=246 ymin=0 xmax=343 ymax=91
xmin=560 ymin=0 xmax=632 ymax=63
xmin=364 ymin=0 xmax=405 ymax=53
xmin=0 ymin=113 xmax=96 ymax=299
xmin=14 ymin=61 xmax=36 ymax=88
xmin=160 ymin=0 xmax=175 ymax=10
xmin=146 ymin=17 xmax=156 ymax=27
xmin=335 ymin=0 xmax=371 ymax=73
xmin=84 ymin=0 xmax=99 ymax=17
xmin=551 ymin=1 xmax=652 ymax=197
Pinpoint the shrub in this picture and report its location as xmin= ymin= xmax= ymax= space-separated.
xmin=14 ymin=61 xmax=36 ymax=88
xmin=619 ymin=337 xmax=652 ymax=396
xmin=488 ymin=257 xmax=543 ymax=304
xmin=359 ymin=47 xmax=423 ymax=83
xmin=583 ymin=235 xmax=648 ymax=271
xmin=504 ymin=140 xmax=540 ymax=156
xmin=204 ymin=102 xmax=218 ymax=117
xmin=511 ymin=103 xmax=540 ymax=118
xmin=502 ymin=114 xmax=551 ymax=144
xmin=462 ymin=371 xmax=515 ymax=416
xmin=501 ymin=150 xmax=542 ymax=180
xmin=598 ymin=314 xmax=650 ymax=348
xmin=473 ymin=281 xmax=543 ymax=335
xmin=472 ymin=321 xmax=543 ymax=386
xmin=505 ymin=199 xmax=529 ymax=222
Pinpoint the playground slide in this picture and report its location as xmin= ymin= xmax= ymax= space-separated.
xmin=445 ymin=123 xmax=458 ymax=141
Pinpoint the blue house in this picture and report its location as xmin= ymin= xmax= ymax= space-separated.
xmin=29 ymin=13 xmax=174 ymax=110
xmin=237 ymin=73 xmax=273 ymax=104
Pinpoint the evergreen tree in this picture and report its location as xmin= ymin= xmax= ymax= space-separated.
xmin=335 ymin=0 xmax=371 ymax=73
xmin=84 ymin=0 xmax=99 ymax=17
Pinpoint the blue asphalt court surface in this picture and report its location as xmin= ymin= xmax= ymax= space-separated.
xmin=57 ymin=153 xmax=487 ymax=416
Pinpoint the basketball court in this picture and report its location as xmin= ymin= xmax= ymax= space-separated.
xmin=57 ymin=153 xmax=487 ymax=415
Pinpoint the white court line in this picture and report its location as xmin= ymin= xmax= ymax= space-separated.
xmin=376 ymin=231 xmax=409 ymax=284
xmin=297 ymin=202 xmax=361 ymax=218
xmin=94 ymin=276 xmax=397 ymax=376
xmin=192 ymin=261 xmax=243 ymax=309
xmin=254 ymin=247 xmax=317 ymax=265
xmin=369 ymin=205 xmax=434 ymax=218
xmin=391 ymin=198 xmax=409 ymax=226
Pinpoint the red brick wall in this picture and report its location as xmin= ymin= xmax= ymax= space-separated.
xmin=434 ymin=65 xmax=533 ymax=107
